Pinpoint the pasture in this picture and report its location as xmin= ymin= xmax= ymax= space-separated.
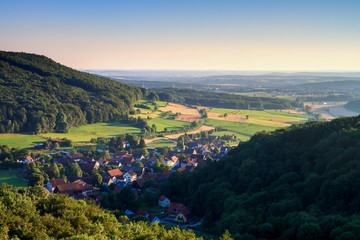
xmin=146 ymin=139 xmax=175 ymax=148
xmin=0 ymin=134 xmax=45 ymax=149
xmin=0 ymin=169 xmax=28 ymax=187
xmin=205 ymin=118 xmax=279 ymax=137
xmin=147 ymin=118 xmax=191 ymax=132
xmin=42 ymin=122 xmax=141 ymax=144
xmin=209 ymin=108 xmax=310 ymax=126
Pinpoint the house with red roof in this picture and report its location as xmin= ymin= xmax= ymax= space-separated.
xmin=168 ymin=203 xmax=191 ymax=223
xmin=45 ymin=178 xmax=66 ymax=193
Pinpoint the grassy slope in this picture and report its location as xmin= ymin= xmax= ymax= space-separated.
xmin=206 ymin=118 xmax=278 ymax=136
xmin=146 ymin=139 xmax=176 ymax=148
xmin=0 ymin=134 xmax=45 ymax=148
xmin=41 ymin=122 xmax=141 ymax=143
xmin=0 ymin=169 xmax=28 ymax=187
xmin=147 ymin=118 xmax=191 ymax=132
xmin=209 ymin=108 xmax=309 ymax=122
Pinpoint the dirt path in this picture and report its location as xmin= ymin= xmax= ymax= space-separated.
xmin=145 ymin=125 xmax=215 ymax=144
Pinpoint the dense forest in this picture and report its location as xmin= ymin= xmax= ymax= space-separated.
xmin=0 ymin=184 xmax=212 ymax=240
xmin=0 ymin=51 xmax=144 ymax=134
xmin=161 ymin=115 xmax=360 ymax=239
xmin=344 ymin=100 xmax=360 ymax=113
xmin=155 ymin=88 xmax=302 ymax=110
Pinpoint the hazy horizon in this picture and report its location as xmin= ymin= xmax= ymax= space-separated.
xmin=1 ymin=0 xmax=359 ymax=71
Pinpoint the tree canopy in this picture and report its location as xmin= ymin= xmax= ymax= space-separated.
xmin=161 ymin=114 xmax=360 ymax=239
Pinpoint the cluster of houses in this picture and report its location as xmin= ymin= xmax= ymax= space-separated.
xmin=21 ymin=135 xmax=236 ymax=223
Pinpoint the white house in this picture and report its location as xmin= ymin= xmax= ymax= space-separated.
xmin=123 ymin=170 xmax=137 ymax=183
xmin=158 ymin=195 xmax=171 ymax=208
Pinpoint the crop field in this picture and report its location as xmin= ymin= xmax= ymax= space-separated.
xmin=147 ymin=118 xmax=191 ymax=132
xmin=206 ymin=118 xmax=279 ymax=137
xmin=209 ymin=108 xmax=310 ymax=126
xmin=42 ymin=122 xmax=141 ymax=144
xmin=0 ymin=134 xmax=45 ymax=149
xmin=0 ymin=169 xmax=28 ymax=187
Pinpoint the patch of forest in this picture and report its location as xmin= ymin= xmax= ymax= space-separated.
xmin=161 ymin=115 xmax=360 ymax=239
xmin=0 ymin=51 xmax=147 ymax=134
xmin=155 ymin=88 xmax=302 ymax=110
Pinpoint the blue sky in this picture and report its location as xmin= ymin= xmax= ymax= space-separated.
xmin=1 ymin=0 xmax=359 ymax=70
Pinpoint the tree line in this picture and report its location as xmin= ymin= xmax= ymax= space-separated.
xmin=155 ymin=88 xmax=302 ymax=110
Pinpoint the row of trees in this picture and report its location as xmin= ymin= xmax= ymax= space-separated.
xmin=155 ymin=88 xmax=302 ymax=110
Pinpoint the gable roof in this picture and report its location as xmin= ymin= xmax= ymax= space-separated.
xmin=24 ymin=156 xmax=34 ymax=162
xmin=168 ymin=203 xmax=191 ymax=218
xmin=159 ymin=195 xmax=168 ymax=201
xmin=108 ymin=168 xmax=123 ymax=177
xmin=49 ymin=178 xmax=66 ymax=187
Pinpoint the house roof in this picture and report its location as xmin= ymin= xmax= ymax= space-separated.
xmin=168 ymin=203 xmax=191 ymax=218
xmin=108 ymin=168 xmax=123 ymax=177
xmin=159 ymin=195 xmax=168 ymax=201
xmin=121 ymin=155 xmax=135 ymax=165
xmin=81 ymin=162 xmax=99 ymax=171
xmin=55 ymin=182 xmax=82 ymax=195
xmin=49 ymin=178 xmax=66 ymax=187
xmin=136 ymin=209 xmax=148 ymax=216
xmin=24 ymin=156 xmax=34 ymax=162
xmin=148 ymin=213 xmax=157 ymax=223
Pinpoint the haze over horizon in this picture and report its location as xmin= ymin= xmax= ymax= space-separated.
xmin=1 ymin=0 xmax=359 ymax=71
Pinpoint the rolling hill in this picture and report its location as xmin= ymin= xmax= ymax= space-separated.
xmin=0 ymin=51 xmax=144 ymax=134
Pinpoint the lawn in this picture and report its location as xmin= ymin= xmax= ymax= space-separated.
xmin=147 ymin=118 xmax=191 ymax=132
xmin=0 ymin=134 xmax=45 ymax=149
xmin=0 ymin=169 xmax=28 ymax=187
xmin=205 ymin=118 xmax=278 ymax=136
xmin=42 ymin=122 xmax=141 ymax=144
xmin=147 ymin=139 xmax=176 ymax=148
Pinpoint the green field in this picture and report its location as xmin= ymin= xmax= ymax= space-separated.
xmin=211 ymin=130 xmax=251 ymax=142
xmin=42 ymin=122 xmax=141 ymax=144
xmin=147 ymin=139 xmax=176 ymax=148
xmin=0 ymin=169 xmax=28 ymax=187
xmin=0 ymin=134 xmax=45 ymax=149
xmin=206 ymin=118 xmax=279 ymax=136
xmin=147 ymin=118 xmax=191 ymax=132
xmin=210 ymin=108 xmax=310 ymax=125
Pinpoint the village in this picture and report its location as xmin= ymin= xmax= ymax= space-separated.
xmin=19 ymin=133 xmax=238 ymax=226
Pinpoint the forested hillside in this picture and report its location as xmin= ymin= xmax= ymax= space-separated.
xmin=344 ymin=100 xmax=360 ymax=113
xmin=0 ymin=185 xmax=205 ymax=240
xmin=155 ymin=88 xmax=302 ymax=110
xmin=0 ymin=51 xmax=143 ymax=133
xmin=161 ymin=115 xmax=360 ymax=239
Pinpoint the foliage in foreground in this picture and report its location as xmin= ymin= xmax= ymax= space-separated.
xmin=0 ymin=184 xmax=226 ymax=240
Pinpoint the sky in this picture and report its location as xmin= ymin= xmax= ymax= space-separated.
xmin=1 ymin=0 xmax=359 ymax=71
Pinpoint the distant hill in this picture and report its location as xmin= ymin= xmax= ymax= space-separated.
xmin=161 ymin=115 xmax=360 ymax=239
xmin=154 ymin=88 xmax=301 ymax=109
xmin=294 ymin=80 xmax=360 ymax=92
xmin=344 ymin=100 xmax=360 ymax=113
xmin=0 ymin=51 xmax=143 ymax=134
